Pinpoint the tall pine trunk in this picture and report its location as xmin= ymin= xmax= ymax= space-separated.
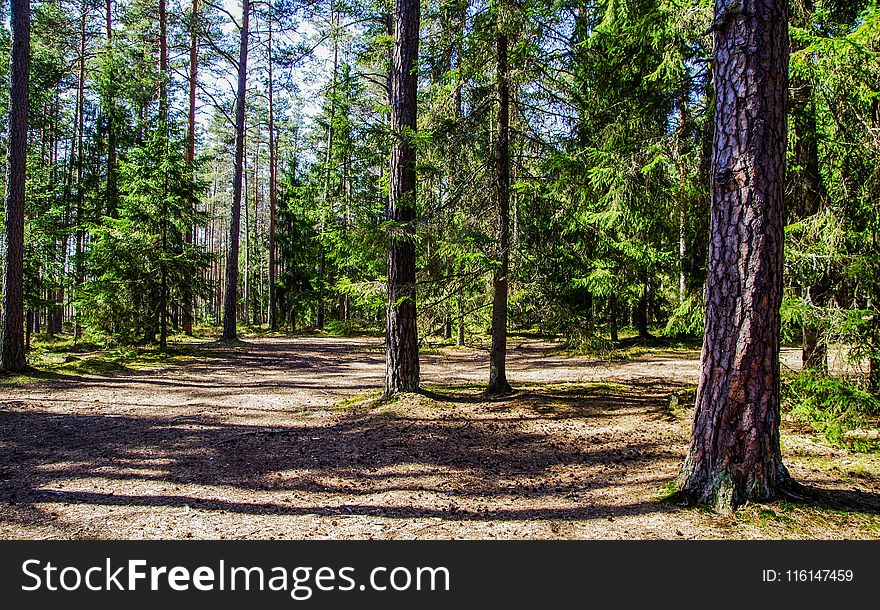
xmin=385 ymin=0 xmax=420 ymax=395
xmin=316 ymin=7 xmax=339 ymax=331
xmin=267 ymin=18 xmax=278 ymax=331
xmin=243 ymin=140 xmax=252 ymax=327
xmin=158 ymin=0 xmax=169 ymax=351
xmin=488 ymin=14 xmax=512 ymax=395
xmin=250 ymin=143 xmax=260 ymax=325
xmin=182 ymin=0 xmax=199 ymax=336
xmin=73 ymin=2 xmax=87 ymax=343
xmin=105 ymin=0 xmax=118 ymax=217
xmin=222 ymin=0 xmax=250 ymax=340
xmin=0 ymin=0 xmax=29 ymax=372
xmin=678 ymin=0 xmax=793 ymax=511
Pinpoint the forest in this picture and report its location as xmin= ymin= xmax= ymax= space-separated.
xmin=0 ymin=0 xmax=878 ymax=539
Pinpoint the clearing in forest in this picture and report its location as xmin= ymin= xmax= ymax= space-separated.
xmin=0 ymin=337 xmax=877 ymax=540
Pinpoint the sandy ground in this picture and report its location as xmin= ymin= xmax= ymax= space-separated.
xmin=0 ymin=337 xmax=877 ymax=540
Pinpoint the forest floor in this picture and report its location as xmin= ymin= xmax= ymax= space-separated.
xmin=0 ymin=335 xmax=878 ymax=540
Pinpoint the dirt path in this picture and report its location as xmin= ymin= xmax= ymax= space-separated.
xmin=0 ymin=337 xmax=877 ymax=539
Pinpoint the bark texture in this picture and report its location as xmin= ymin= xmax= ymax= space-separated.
xmin=488 ymin=20 xmax=512 ymax=395
xmin=222 ymin=0 xmax=249 ymax=340
xmin=385 ymin=0 xmax=420 ymax=395
xmin=1 ymin=0 xmax=29 ymax=372
xmin=678 ymin=0 xmax=793 ymax=511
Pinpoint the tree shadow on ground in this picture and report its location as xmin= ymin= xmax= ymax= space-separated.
xmin=0 ymin=382 xmax=689 ymax=523
xmin=1 ymin=367 xmax=877 ymax=528
xmin=789 ymin=485 xmax=880 ymax=515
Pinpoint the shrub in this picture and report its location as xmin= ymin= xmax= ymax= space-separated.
xmin=782 ymin=370 xmax=880 ymax=451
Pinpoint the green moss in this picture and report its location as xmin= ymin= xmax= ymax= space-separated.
xmin=336 ymin=389 xmax=385 ymax=409
xmin=656 ymin=480 xmax=679 ymax=501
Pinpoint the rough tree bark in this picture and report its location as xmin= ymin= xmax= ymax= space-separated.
xmin=222 ymin=0 xmax=250 ymax=340
xmin=0 ymin=0 xmax=30 ymax=372
xmin=678 ymin=0 xmax=794 ymax=511
xmin=385 ymin=0 xmax=420 ymax=395
xmin=488 ymin=12 xmax=512 ymax=395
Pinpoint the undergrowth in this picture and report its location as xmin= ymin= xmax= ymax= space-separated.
xmin=0 ymin=333 xmax=206 ymax=382
xmin=782 ymin=370 xmax=880 ymax=452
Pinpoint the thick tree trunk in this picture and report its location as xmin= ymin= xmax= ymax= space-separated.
xmin=0 ymin=0 xmax=29 ymax=372
xmin=488 ymin=18 xmax=512 ymax=395
xmin=678 ymin=0 xmax=793 ymax=511
xmin=222 ymin=0 xmax=249 ymax=340
xmin=385 ymin=0 xmax=421 ymax=395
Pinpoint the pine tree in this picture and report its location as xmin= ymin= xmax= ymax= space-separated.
xmin=385 ymin=0 xmax=421 ymax=395
xmin=487 ymin=0 xmax=512 ymax=394
xmin=678 ymin=0 xmax=794 ymax=510
xmin=222 ymin=0 xmax=250 ymax=340
xmin=81 ymin=128 xmax=208 ymax=346
xmin=1 ymin=0 xmax=30 ymax=372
